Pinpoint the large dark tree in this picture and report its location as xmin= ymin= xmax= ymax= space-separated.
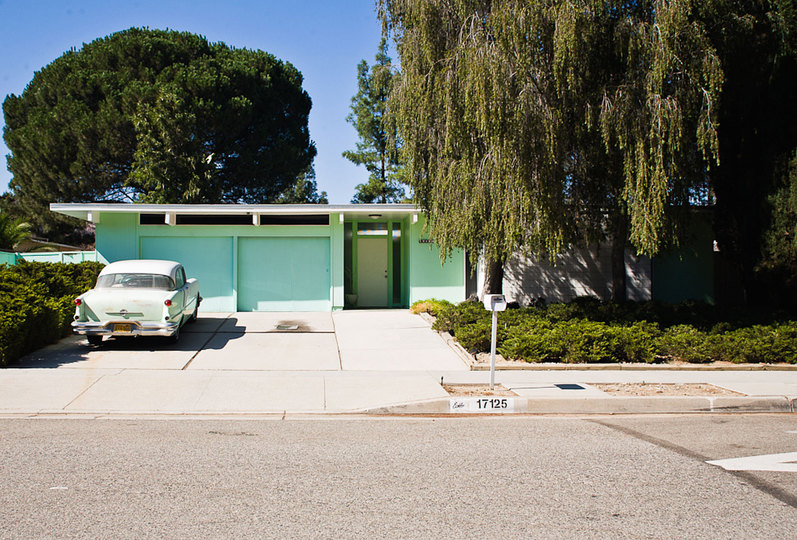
xmin=380 ymin=0 xmax=721 ymax=298
xmin=697 ymin=0 xmax=797 ymax=306
xmin=3 ymin=28 xmax=319 ymax=234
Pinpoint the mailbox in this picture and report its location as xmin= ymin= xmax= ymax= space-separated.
xmin=483 ymin=294 xmax=507 ymax=312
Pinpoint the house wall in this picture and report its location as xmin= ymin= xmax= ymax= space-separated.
xmin=478 ymin=246 xmax=653 ymax=305
xmin=92 ymin=210 xmax=466 ymax=311
xmin=95 ymin=213 xmax=340 ymax=312
xmin=651 ymin=213 xmax=715 ymax=304
xmin=95 ymin=213 xmax=138 ymax=264
xmin=407 ymin=216 xmax=466 ymax=304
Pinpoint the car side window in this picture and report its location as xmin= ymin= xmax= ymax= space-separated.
xmin=175 ymin=267 xmax=186 ymax=289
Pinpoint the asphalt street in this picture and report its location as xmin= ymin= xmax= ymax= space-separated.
xmin=1 ymin=415 xmax=796 ymax=539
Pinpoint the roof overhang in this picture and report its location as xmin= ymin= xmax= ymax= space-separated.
xmin=50 ymin=203 xmax=421 ymax=223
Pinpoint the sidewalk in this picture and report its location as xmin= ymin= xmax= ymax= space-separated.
xmin=1 ymin=366 xmax=795 ymax=416
xmin=1 ymin=309 xmax=795 ymax=417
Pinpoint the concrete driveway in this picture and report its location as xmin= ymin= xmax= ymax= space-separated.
xmin=14 ymin=310 xmax=469 ymax=372
xmin=2 ymin=310 xmax=465 ymax=414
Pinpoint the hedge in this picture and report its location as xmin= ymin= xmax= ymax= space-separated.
xmin=0 ymin=261 xmax=104 ymax=366
xmin=411 ymin=297 xmax=797 ymax=364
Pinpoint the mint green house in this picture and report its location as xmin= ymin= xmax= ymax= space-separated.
xmin=50 ymin=204 xmax=466 ymax=312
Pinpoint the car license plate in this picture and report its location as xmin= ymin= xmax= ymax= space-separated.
xmin=115 ymin=324 xmax=132 ymax=333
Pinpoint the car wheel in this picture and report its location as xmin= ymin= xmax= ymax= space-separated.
xmin=189 ymin=300 xmax=198 ymax=323
xmin=87 ymin=335 xmax=103 ymax=346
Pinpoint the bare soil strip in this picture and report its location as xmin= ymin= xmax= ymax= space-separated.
xmin=591 ymin=383 xmax=744 ymax=397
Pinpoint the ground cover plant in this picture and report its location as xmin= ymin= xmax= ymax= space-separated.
xmin=0 ymin=260 xmax=103 ymax=366
xmin=412 ymin=297 xmax=797 ymax=364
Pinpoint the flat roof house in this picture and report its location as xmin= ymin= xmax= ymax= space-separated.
xmin=50 ymin=203 xmax=467 ymax=312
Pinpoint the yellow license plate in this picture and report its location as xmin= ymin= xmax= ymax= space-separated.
xmin=115 ymin=324 xmax=132 ymax=333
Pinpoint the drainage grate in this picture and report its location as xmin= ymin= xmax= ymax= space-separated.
xmin=275 ymin=324 xmax=299 ymax=331
xmin=555 ymin=383 xmax=585 ymax=390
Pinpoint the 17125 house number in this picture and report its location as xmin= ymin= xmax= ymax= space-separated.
xmin=449 ymin=397 xmax=515 ymax=413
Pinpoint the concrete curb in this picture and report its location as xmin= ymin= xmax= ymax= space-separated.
xmin=363 ymin=395 xmax=796 ymax=415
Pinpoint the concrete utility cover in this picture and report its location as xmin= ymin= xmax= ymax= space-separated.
xmin=218 ymin=312 xmax=334 ymax=333
xmin=275 ymin=324 xmax=300 ymax=331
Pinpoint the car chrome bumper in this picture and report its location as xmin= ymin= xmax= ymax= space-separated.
xmin=72 ymin=320 xmax=179 ymax=337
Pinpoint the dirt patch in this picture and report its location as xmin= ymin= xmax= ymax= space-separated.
xmin=443 ymin=384 xmax=518 ymax=397
xmin=592 ymin=383 xmax=744 ymax=396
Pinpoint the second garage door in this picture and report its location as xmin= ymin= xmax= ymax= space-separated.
xmin=237 ymin=237 xmax=330 ymax=311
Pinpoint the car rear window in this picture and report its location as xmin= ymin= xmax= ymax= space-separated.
xmin=95 ymin=273 xmax=175 ymax=290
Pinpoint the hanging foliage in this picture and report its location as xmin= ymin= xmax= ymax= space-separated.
xmin=379 ymin=0 xmax=722 ymax=283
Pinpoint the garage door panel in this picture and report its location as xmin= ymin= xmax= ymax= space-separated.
xmin=141 ymin=237 xmax=234 ymax=312
xmin=238 ymin=237 xmax=330 ymax=312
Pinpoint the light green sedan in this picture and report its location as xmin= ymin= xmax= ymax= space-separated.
xmin=72 ymin=259 xmax=201 ymax=345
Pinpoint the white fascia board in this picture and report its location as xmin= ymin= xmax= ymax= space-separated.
xmin=49 ymin=203 xmax=420 ymax=220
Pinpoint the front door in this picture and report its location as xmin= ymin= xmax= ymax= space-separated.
xmin=357 ymin=236 xmax=388 ymax=307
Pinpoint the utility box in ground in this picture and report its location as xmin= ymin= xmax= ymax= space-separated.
xmin=483 ymin=294 xmax=507 ymax=312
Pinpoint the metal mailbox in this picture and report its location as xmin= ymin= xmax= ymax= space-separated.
xmin=483 ymin=294 xmax=507 ymax=312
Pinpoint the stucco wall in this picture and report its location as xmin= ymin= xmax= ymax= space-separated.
xmin=478 ymin=246 xmax=652 ymax=305
xmin=407 ymin=216 xmax=466 ymax=304
xmin=651 ymin=212 xmax=715 ymax=304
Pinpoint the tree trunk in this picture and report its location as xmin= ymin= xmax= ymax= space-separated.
xmin=610 ymin=216 xmax=628 ymax=302
xmin=484 ymin=258 xmax=504 ymax=295
xmin=380 ymin=156 xmax=387 ymax=204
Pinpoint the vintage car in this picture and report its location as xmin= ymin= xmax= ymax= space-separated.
xmin=72 ymin=259 xmax=201 ymax=345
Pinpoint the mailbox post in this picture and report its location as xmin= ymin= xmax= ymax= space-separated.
xmin=483 ymin=294 xmax=507 ymax=389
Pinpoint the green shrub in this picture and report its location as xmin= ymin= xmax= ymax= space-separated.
xmin=432 ymin=299 xmax=488 ymax=334
xmin=709 ymin=323 xmax=797 ymax=364
xmin=499 ymin=318 xmax=558 ymax=362
xmin=413 ymin=296 xmax=796 ymax=364
xmin=0 ymin=261 xmax=104 ymax=367
xmin=410 ymin=298 xmax=454 ymax=317
xmin=656 ymin=325 xmax=713 ymax=363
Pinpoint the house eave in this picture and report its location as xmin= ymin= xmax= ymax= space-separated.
xmin=49 ymin=203 xmax=420 ymax=222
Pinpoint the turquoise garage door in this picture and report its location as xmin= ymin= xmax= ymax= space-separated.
xmin=141 ymin=236 xmax=235 ymax=312
xmin=237 ymin=237 xmax=330 ymax=311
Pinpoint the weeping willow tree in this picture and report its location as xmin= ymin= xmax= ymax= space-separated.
xmin=379 ymin=0 xmax=722 ymax=298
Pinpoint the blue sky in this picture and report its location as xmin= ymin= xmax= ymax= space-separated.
xmin=0 ymin=0 xmax=385 ymax=203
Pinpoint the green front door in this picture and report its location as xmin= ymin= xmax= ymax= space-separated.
xmin=237 ymin=237 xmax=331 ymax=311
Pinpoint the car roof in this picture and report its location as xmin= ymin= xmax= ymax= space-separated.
xmin=99 ymin=259 xmax=182 ymax=278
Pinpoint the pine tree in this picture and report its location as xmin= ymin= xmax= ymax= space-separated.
xmin=344 ymin=38 xmax=406 ymax=204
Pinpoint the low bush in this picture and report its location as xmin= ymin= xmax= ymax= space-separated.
xmin=0 ymin=261 xmax=104 ymax=366
xmin=419 ymin=297 xmax=796 ymax=364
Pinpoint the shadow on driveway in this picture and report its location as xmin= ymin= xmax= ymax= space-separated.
xmin=12 ymin=315 xmax=246 ymax=370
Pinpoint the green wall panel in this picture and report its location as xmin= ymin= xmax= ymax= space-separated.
xmin=408 ymin=216 xmax=465 ymax=304
xmin=238 ymin=237 xmax=330 ymax=311
xmin=652 ymin=213 xmax=715 ymax=304
xmin=96 ymin=213 xmax=138 ymax=263
xmin=141 ymin=236 xmax=234 ymax=312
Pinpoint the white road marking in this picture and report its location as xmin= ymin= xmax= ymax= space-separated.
xmin=707 ymin=452 xmax=797 ymax=472
xmin=49 ymin=486 xmax=68 ymax=490
xmin=786 ymin=430 xmax=797 ymax=434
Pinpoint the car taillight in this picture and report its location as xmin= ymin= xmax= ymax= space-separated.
xmin=164 ymin=299 xmax=172 ymax=306
xmin=74 ymin=298 xmax=82 ymax=306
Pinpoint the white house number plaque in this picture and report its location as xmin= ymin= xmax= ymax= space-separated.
xmin=449 ymin=397 xmax=515 ymax=413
